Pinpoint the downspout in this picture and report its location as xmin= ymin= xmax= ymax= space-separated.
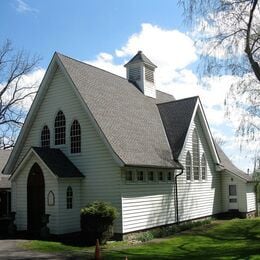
xmin=174 ymin=168 xmax=184 ymax=225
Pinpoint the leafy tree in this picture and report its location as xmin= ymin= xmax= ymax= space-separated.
xmin=0 ymin=40 xmax=40 ymax=149
xmin=179 ymin=0 xmax=260 ymax=145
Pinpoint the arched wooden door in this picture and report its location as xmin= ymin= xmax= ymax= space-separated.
xmin=27 ymin=163 xmax=45 ymax=234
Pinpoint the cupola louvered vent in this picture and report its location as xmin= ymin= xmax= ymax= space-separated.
xmin=124 ymin=51 xmax=157 ymax=98
xmin=129 ymin=66 xmax=141 ymax=82
xmin=145 ymin=66 xmax=154 ymax=83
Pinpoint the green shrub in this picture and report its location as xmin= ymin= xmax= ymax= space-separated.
xmin=80 ymin=201 xmax=118 ymax=245
xmin=136 ymin=231 xmax=154 ymax=242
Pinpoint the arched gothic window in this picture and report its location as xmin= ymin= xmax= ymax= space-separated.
xmin=41 ymin=125 xmax=50 ymax=148
xmin=192 ymin=128 xmax=200 ymax=180
xmin=201 ymin=153 xmax=207 ymax=180
xmin=66 ymin=186 xmax=73 ymax=209
xmin=70 ymin=120 xmax=81 ymax=153
xmin=55 ymin=111 xmax=66 ymax=145
xmin=186 ymin=151 xmax=192 ymax=181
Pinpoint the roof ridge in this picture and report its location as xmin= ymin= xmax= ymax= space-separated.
xmin=157 ymin=96 xmax=198 ymax=106
xmin=56 ymin=52 xmax=132 ymax=84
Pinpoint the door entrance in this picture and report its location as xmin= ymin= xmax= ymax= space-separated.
xmin=228 ymin=184 xmax=238 ymax=210
xmin=27 ymin=163 xmax=45 ymax=234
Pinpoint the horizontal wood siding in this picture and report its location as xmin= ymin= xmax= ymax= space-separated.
xmin=12 ymin=67 xmax=122 ymax=234
xmin=221 ymin=172 xmax=247 ymax=212
xmin=11 ymin=153 xmax=59 ymax=233
xmin=177 ymin=115 xmax=222 ymax=221
xmin=246 ymin=183 xmax=256 ymax=212
xmin=57 ymin=179 xmax=81 ymax=234
xmin=121 ymin=179 xmax=175 ymax=233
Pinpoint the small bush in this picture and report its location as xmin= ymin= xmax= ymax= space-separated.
xmin=81 ymin=201 xmax=118 ymax=245
xmin=136 ymin=231 xmax=154 ymax=242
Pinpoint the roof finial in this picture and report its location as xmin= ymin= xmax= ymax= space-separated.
xmin=137 ymin=50 xmax=142 ymax=54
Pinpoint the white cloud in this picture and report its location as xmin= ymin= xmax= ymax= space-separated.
xmin=86 ymin=53 xmax=125 ymax=78
xmin=116 ymin=23 xmax=197 ymax=70
xmin=84 ymin=23 xmax=256 ymax=171
xmin=1 ymin=68 xmax=45 ymax=111
xmin=15 ymin=0 xmax=38 ymax=13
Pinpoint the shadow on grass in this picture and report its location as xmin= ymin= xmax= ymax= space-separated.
xmin=104 ymin=219 xmax=260 ymax=260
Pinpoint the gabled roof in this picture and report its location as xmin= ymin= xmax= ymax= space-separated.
xmin=124 ymin=51 xmax=157 ymax=68
xmin=32 ymin=147 xmax=84 ymax=178
xmin=0 ymin=149 xmax=11 ymax=173
xmin=57 ymin=53 xmax=181 ymax=169
xmin=4 ymin=53 xmax=181 ymax=173
xmin=215 ymin=143 xmax=253 ymax=182
xmin=158 ymin=97 xmax=198 ymax=158
xmin=0 ymin=150 xmax=11 ymax=189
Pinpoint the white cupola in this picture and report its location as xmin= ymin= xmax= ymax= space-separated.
xmin=124 ymin=51 xmax=157 ymax=98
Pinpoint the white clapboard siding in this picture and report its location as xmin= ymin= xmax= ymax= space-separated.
xmin=121 ymin=180 xmax=175 ymax=233
xmin=246 ymin=183 xmax=256 ymax=212
xmin=12 ymin=153 xmax=59 ymax=233
xmin=177 ymin=115 xmax=222 ymax=221
xmin=12 ymin=67 xmax=122 ymax=234
xmin=221 ymin=172 xmax=247 ymax=212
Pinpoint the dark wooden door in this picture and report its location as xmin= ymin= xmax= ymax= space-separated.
xmin=27 ymin=163 xmax=45 ymax=234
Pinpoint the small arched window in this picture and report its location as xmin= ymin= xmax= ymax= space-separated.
xmin=192 ymin=128 xmax=200 ymax=180
xmin=66 ymin=186 xmax=73 ymax=209
xmin=55 ymin=111 xmax=66 ymax=145
xmin=201 ymin=153 xmax=206 ymax=180
xmin=70 ymin=120 xmax=81 ymax=153
xmin=186 ymin=151 xmax=192 ymax=181
xmin=41 ymin=125 xmax=50 ymax=148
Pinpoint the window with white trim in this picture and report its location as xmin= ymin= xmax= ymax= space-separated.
xmin=158 ymin=171 xmax=164 ymax=182
xmin=70 ymin=120 xmax=81 ymax=153
xmin=55 ymin=111 xmax=66 ymax=145
xmin=201 ymin=153 xmax=206 ymax=180
xmin=41 ymin=125 xmax=50 ymax=148
xmin=192 ymin=129 xmax=200 ymax=180
xmin=167 ymin=171 xmax=173 ymax=182
xmin=186 ymin=151 xmax=192 ymax=181
xmin=137 ymin=171 xmax=144 ymax=182
xmin=66 ymin=186 xmax=73 ymax=209
xmin=148 ymin=171 xmax=155 ymax=182
xmin=126 ymin=170 xmax=133 ymax=181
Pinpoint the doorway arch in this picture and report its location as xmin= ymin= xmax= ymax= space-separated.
xmin=27 ymin=163 xmax=45 ymax=234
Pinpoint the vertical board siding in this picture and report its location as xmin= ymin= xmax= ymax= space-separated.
xmin=12 ymin=68 xmax=122 ymax=234
xmin=121 ymin=181 xmax=175 ymax=233
xmin=177 ymin=115 xmax=222 ymax=221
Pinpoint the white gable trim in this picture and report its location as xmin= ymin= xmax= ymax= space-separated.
xmin=4 ymin=55 xmax=59 ymax=175
xmin=10 ymin=148 xmax=58 ymax=181
xmin=222 ymin=169 xmax=248 ymax=183
xmin=55 ymin=55 xmax=124 ymax=167
xmin=178 ymin=97 xmax=220 ymax=164
xmin=4 ymin=53 xmax=124 ymax=175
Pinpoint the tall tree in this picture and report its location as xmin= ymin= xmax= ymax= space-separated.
xmin=0 ymin=40 xmax=41 ymax=149
xmin=179 ymin=0 xmax=260 ymax=145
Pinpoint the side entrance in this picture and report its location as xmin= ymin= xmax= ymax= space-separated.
xmin=27 ymin=163 xmax=45 ymax=234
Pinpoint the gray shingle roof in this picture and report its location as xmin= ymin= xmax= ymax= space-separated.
xmin=215 ymin=143 xmax=253 ymax=182
xmin=158 ymin=97 xmax=198 ymax=159
xmin=124 ymin=51 xmax=157 ymax=68
xmin=32 ymin=147 xmax=84 ymax=178
xmin=155 ymin=90 xmax=175 ymax=104
xmin=0 ymin=150 xmax=11 ymax=188
xmin=57 ymin=53 xmax=181 ymax=168
xmin=0 ymin=150 xmax=11 ymax=173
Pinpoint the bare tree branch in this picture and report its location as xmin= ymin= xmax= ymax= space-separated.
xmin=0 ymin=40 xmax=41 ymax=149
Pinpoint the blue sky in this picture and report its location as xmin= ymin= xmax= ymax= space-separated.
xmin=1 ymin=0 xmax=256 ymax=171
xmin=1 ymin=0 xmax=184 ymax=67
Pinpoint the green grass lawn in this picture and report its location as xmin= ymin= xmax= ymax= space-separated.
xmin=21 ymin=218 xmax=260 ymax=259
